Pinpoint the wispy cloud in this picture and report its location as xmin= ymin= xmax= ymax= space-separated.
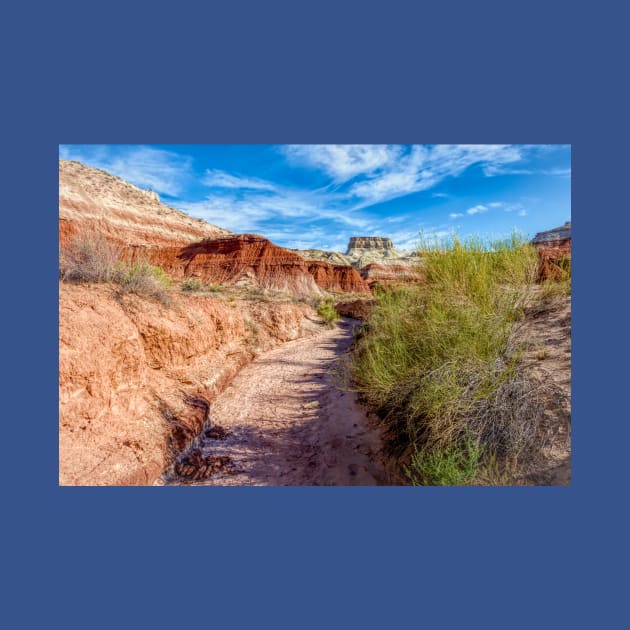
xmin=176 ymin=175 xmax=375 ymax=242
xmin=59 ymin=145 xmax=192 ymax=196
xmin=283 ymin=144 xmax=533 ymax=210
xmin=60 ymin=144 xmax=569 ymax=251
xmin=282 ymin=144 xmax=403 ymax=182
xmin=484 ymin=165 xmax=571 ymax=177
xmin=202 ymin=169 xmax=276 ymax=191
xmin=466 ymin=204 xmax=489 ymax=215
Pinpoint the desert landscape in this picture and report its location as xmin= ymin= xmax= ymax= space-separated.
xmin=58 ymin=146 xmax=571 ymax=486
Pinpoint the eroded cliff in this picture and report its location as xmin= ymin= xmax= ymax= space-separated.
xmin=59 ymin=283 xmax=320 ymax=485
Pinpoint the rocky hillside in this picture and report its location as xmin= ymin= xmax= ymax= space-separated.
xmin=60 ymin=159 xmax=230 ymax=247
xmin=59 ymin=160 xmax=369 ymax=296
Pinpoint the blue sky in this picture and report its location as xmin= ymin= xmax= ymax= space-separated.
xmin=59 ymin=144 xmax=571 ymax=251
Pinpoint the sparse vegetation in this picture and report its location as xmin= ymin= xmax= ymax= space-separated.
xmin=59 ymin=234 xmax=118 ymax=283
xmin=317 ymin=297 xmax=340 ymax=327
xmin=59 ymin=235 xmax=172 ymax=304
xmin=181 ymin=278 xmax=204 ymax=292
xmin=244 ymin=318 xmax=260 ymax=346
xmin=112 ymin=261 xmax=172 ymax=304
xmin=350 ymin=233 xmax=545 ymax=484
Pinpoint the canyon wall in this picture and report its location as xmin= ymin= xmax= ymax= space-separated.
xmin=307 ymin=261 xmax=370 ymax=293
xmin=59 ymin=283 xmax=320 ymax=485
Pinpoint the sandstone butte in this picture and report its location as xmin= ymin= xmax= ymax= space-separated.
xmin=295 ymin=236 xmax=421 ymax=287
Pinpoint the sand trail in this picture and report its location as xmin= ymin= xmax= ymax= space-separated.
xmin=172 ymin=320 xmax=387 ymax=486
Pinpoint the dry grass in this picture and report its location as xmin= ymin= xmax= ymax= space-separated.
xmin=60 ymin=234 xmax=172 ymax=305
xmin=59 ymin=234 xmax=119 ymax=283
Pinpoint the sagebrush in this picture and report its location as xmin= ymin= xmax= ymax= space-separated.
xmin=351 ymin=233 xmax=544 ymax=484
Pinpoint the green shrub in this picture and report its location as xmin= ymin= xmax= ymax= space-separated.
xmin=181 ymin=278 xmax=204 ymax=292
xmin=407 ymin=439 xmax=484 ymax=486
xmin=351 ymin=233 xmax=540 ymax=484
xmin=317 ymin=297 xmax=340 ymax=327
xmin=112 ymin=261 xmax=171 ymax=304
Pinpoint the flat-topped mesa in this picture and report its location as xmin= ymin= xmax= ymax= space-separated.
xmin=532 ymin=221 xmax=571 ymax=250
xmin=346 ymin=236 xmax=394 ymax=253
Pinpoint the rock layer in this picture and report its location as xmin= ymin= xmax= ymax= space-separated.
xmin=307 ymin=261 xmax=370 ymax=293
xmin=59 ymin=159 xmax=230 ymax=248
xmin=346 ymin=236 xmax=394 ymax=253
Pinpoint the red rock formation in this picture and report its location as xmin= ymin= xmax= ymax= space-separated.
xmin=60 ymin=160 xmax=368 ymax=296
xmin=359 ymin=263 xmax=423 ymax=288
xmin=532 ymin=222 xmax=571 ymax=281
xmin=167 ymin=234 xmax=324 ymax=294
xmin=59 ymin=283 xmax=319 ymax=485
xmin=307 ymin=261 xmax=370 ymax=294
xmin=59 ymin=159 xmax=230 ymax=248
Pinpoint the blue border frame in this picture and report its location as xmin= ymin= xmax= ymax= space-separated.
xmin=4 ymin=1 xmax=627 ymax=628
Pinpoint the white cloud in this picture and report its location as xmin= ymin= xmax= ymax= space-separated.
xmin=488 ymin=201 xmax=504 ymax=208
xmin=466 ymin=204 xmax=489 ymax=215
xmin=484 ymin=165 xmax=571 ymax=177
xmin=59 ymin=145 xmax=193 ymax=196
xmin=175 ymin=183 xmax=374 ymax=235
xmin=289 ymin=144 xmax=528 ymax=209
xmin=449 ymin=212 xmax=464 ymax=219
xmin=282 ymin=144 xmax=403 ymax=181
xmin=518 ymin=209 xmax=528 ymax=216
xmin=202 ymin=169 xmax=276 ymax=191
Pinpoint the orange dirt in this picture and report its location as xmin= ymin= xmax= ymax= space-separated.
xmin=59 ymin=283 xmax=321 ymax=485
